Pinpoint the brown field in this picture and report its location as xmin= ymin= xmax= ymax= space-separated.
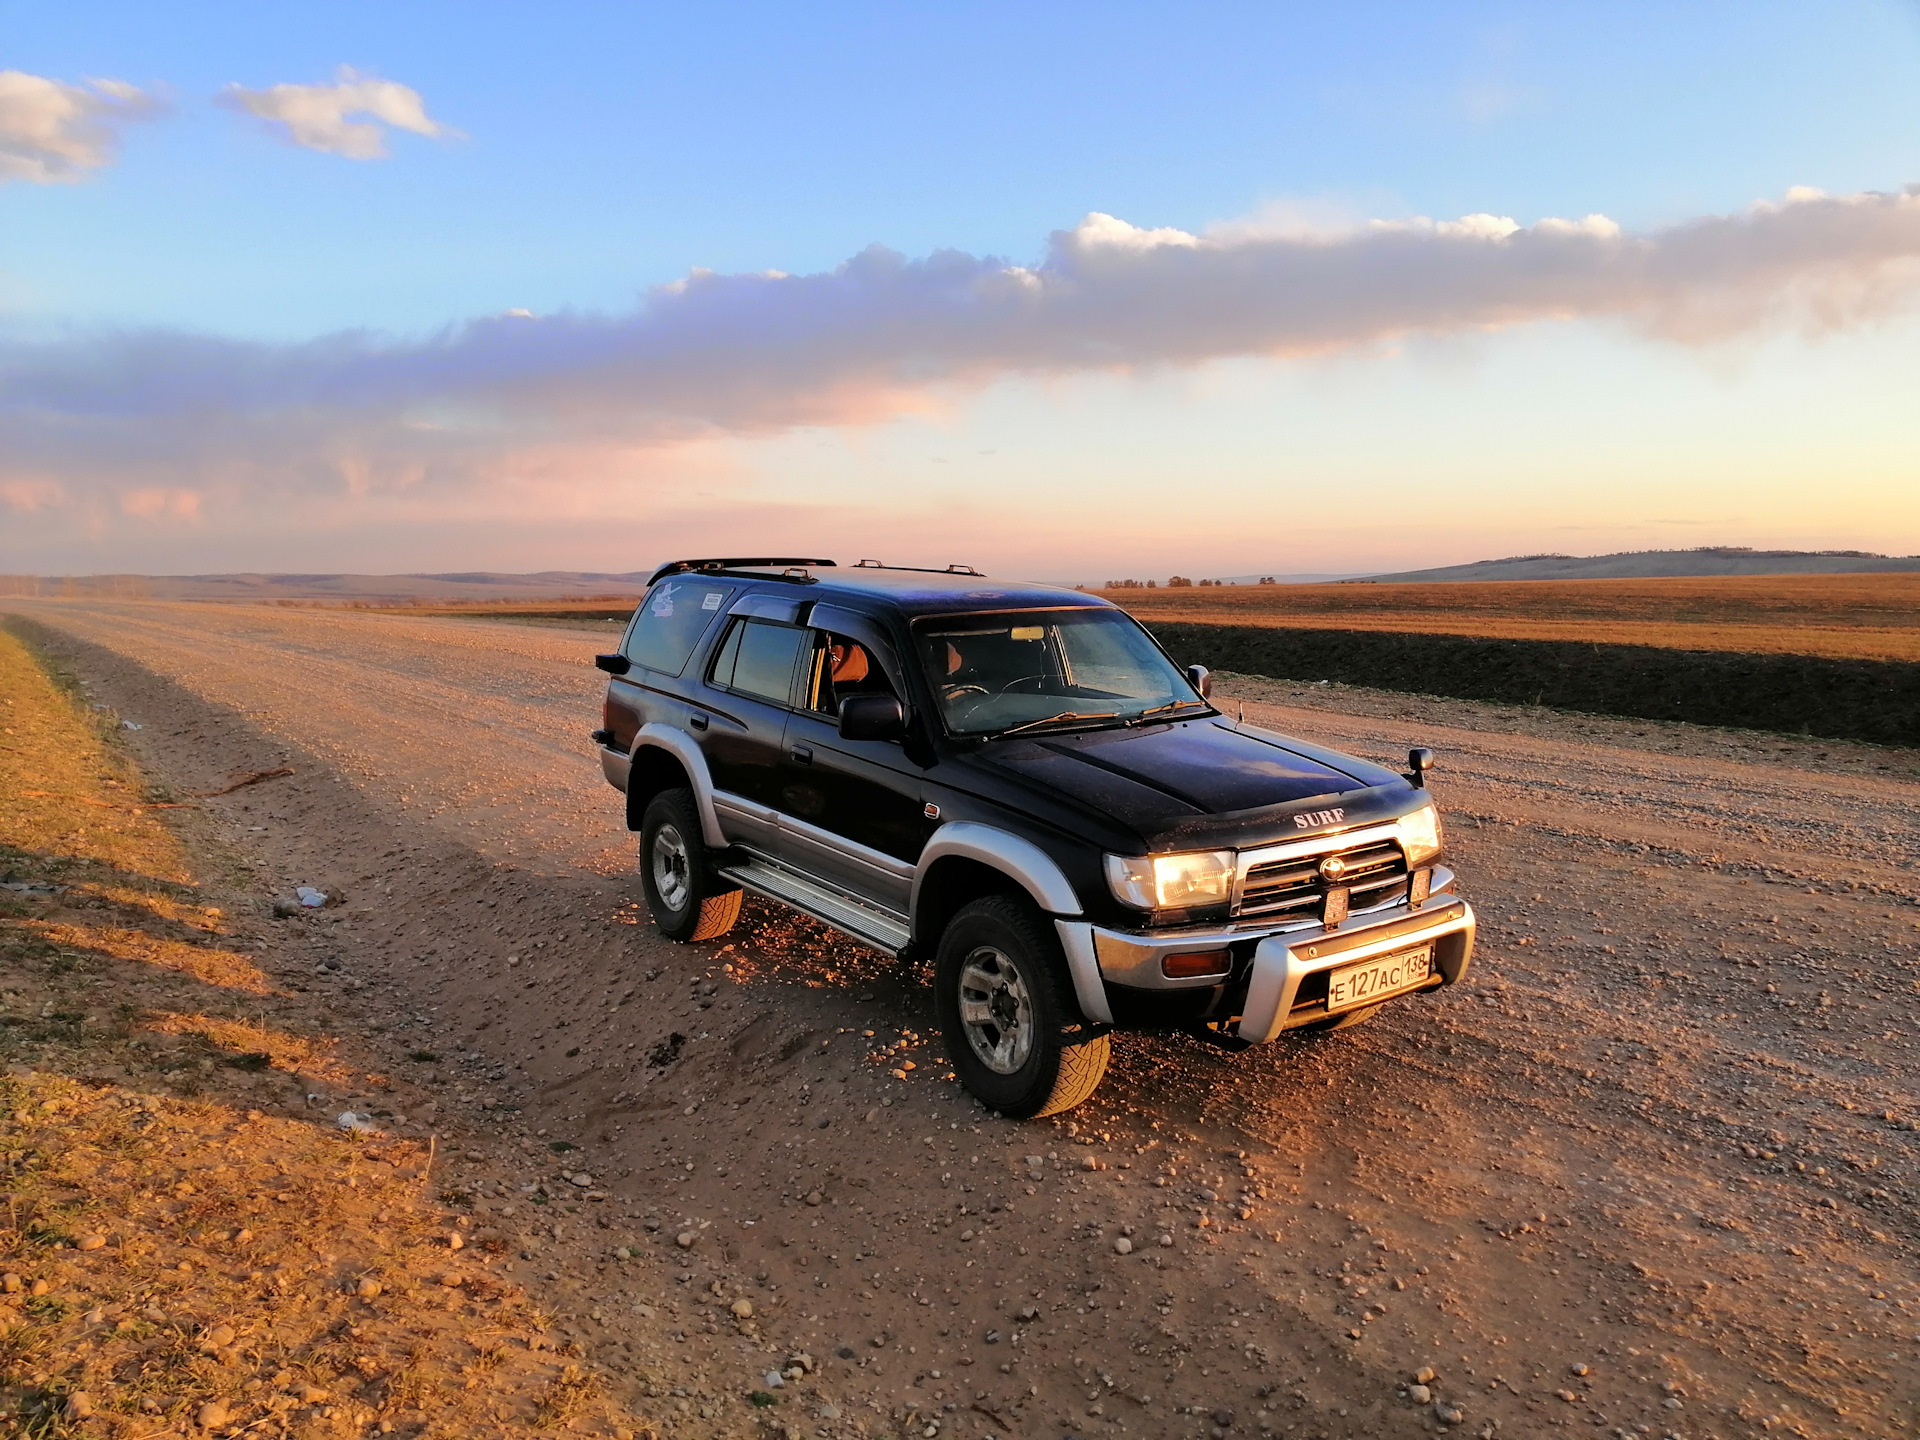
xmin=357 ymin=574 xmax=1920 ymax=661
xmin=1106 ymin=572 xmax=1920 ymax=661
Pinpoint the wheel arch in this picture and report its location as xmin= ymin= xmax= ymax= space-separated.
xmin=625 ymin=724 xmax=726 ymax=847
xmin=909 ymin=822 xmax=1082 ymax=939
xmin=910 ymin=822 xmax=1111 ymax=1025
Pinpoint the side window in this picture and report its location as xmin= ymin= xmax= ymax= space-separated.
xmin=709 ymin=618 xmax=806 ymax=705
xmin=622 ymin=580 xmax=734 ymax=676
xmin=805 ymin=630 xmax=899 ymax=716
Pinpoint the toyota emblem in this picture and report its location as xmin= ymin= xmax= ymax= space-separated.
xmin=1318 ymin=855 xmax=1349 ymax=882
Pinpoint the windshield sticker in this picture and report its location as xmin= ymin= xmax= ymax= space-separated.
xmin=702 ymin=590 xmax=723 ymax=610
xmin=651 ymin=585 xmax=675 ymax=617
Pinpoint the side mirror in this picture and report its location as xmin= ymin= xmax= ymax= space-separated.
xmin=1185 ymin=663 xmax=1212 ymax=699
xmin=839 ymin=694 xmax=905 ymax=742
xmin=594 ymin=653 xmax=631 ymax=675
xmin=1406 ymin=746 xmax=1435 ymax=788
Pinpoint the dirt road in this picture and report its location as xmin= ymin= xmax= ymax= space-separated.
xmin=10 ymin=599 xmax=1919 ymax=1440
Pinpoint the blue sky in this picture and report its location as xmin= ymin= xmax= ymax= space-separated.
xmin=4 ymin=2 xmax=1919 ymax=576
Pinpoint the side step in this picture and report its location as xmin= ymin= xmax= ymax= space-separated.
xmin=718 ymin=858 xmax=911 ymax=957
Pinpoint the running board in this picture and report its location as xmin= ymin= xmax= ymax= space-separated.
xmin=718 ymin=859 xmax=911 ymax=957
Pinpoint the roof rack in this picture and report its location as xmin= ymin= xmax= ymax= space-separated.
xmin=840 ymin=560 xmax=987 ymax=577
xmin=646 ymin=557 xmax=837 ymax=586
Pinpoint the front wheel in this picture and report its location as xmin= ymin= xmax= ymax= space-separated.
xmin=639 ymin=789 xmax=741 ymax=942
xmin=934 ymin=895 xmax=1109 ymax=1118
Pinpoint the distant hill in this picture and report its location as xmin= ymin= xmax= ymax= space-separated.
xmin=0 ymin=571 xmax=658 ymax=602
xmin=1355 ymin=547 xmax=1920 ymax=584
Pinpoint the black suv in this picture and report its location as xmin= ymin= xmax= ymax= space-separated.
xmin=594 ymin=558 xmax=1475 ymax=1117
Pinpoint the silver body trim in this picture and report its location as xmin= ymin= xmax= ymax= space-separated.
xmin=910 ymin=822 xmax=1084 ymax=933
xmin=711 ymin=788 xmax=777 ymax=828
xmin=1095 ymin=868 xmax=1455 ymax=988
xmin=1236 ymin=899 xmax=1476 ymax=1043
xmin=598 ymin=744 xmax=631 ymax=793
xmin=776 ymin=809 xmax=915 ymax=880
xmin=778 ymin=808 xmax=916 ymax=912
xmin=1053 ymin=921 xmax=1116 ymax=1025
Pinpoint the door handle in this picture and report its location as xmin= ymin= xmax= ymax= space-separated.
xmin=790 ymin=744 xmax=813 ymax=764
xmin=689 ymin=714 xmax=709 ymax=731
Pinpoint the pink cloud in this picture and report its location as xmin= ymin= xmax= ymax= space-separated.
xmin=0 ymin=477 xmax=64 ymax=511
xmin=118 ymin=487 xmax=202 ymax=519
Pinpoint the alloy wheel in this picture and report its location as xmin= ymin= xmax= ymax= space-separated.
xmin=957 ymin=945 xmax=1034 ymax=1074
xmin=650 ymin=822 xmax=691 ymax=912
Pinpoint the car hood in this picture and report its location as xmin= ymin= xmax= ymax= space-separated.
xmin=981 ymin=717 xmax=1387 ymax=830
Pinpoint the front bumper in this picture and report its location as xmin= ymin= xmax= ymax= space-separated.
xmin=1071 ymin=872 xmax=1474 ymax=1041
xmin=1233 ymin=896 xmax=1474 ymax=1041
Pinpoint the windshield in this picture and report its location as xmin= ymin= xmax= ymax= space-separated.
xmin=914 ymin=608 xmax=1209 ymax=737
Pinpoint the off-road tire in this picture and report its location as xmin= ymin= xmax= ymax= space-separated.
xmin=639 ymin=789 xmax=742 ymax=943
xmin=934 ymin=895 xmax=1110 ymax=1118
xmin=1303 ymin=1001 xmax=1382 ymax=1033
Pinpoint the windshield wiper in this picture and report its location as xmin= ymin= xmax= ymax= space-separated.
xmin=992 ymin=709 xmax=1122 ymax=738
xmin=1127 ymin=698 xmax=1212 ymax=725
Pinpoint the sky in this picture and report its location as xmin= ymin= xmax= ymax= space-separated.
xmin=4 ymin=1 xmax=1920 ymax=580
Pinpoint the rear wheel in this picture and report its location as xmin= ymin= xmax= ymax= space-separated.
xmin=639 ymin=789 xmax=741 ymax=942
xmin=935 ymin=895 xmax=1109 ymax=1118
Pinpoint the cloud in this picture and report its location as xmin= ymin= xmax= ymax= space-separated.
xmin=4 ymin=185 xmax=1920 ymax=526
xmin=219 ymin=67 xmax=454 ymax=159
xmin=118 ymin=487 xmax=202 ymax=520
xmin=0 ymin=477 xmax=65 ymax=512
xmin=0 ymin=71 xmax=164 ymax=183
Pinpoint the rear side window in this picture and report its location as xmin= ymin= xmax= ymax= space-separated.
xmin=708 ymin=619 xmax=806 ymax=705
xmin=622 ymin=581 xmax=734 ymax=676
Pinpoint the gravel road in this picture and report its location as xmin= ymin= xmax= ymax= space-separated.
xmin=11 ymin=599 xmax=1919 ymax=1440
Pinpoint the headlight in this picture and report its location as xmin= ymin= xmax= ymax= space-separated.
xmin=1395 ymin=803 xmax=1443 ymax=867
xmin=1105 ymin=850 xmax=1234 ymax=910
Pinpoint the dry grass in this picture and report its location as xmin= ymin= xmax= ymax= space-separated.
xmin=0 ymin=621 xmax=655 ymax=1438
xmin=11 ymin=921 xmax=273 ymax=996
xmin=63 ymin=884 xmax=226 ymax=935
xmin=0 ymin=1072 xmax=644 ymax=1437
xmin=139 ymin=1012 xmax=347 ymax=1083
xmin=1107 ymin=573 xmax=1920 ymax=661
xmin=0 ymin=621 xmax=192 ymax=883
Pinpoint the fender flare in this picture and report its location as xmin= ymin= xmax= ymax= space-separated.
xmin=631 ymin=724 xmax=727 ymax=849
xmin=910 ymin=823 xmax=1111 ymax=1025
xmin=911 ymin=822 xmax=1081 ymax=922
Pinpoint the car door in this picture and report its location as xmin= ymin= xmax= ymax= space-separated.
xmin=774 ymin=607 xmax=930 ymax=912
xmin=700 ymin=608 xmax=809 ymax=852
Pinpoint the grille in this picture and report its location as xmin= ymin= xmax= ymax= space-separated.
xmin=1238 ymin=837 xmax=1407 ymax=917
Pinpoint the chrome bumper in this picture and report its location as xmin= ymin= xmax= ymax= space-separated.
xmin=1076 ymin=872 xmax=1473 ymax=1043
xmin=1089 ymin=867 xmax=1457 ymax=989
xmin=1236 ymin=897 xmax=1474 ymax=1042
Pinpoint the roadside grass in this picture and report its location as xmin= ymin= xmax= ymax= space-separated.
xmin=1 ymin=621 xmax=192 ymax=885
xmin=0 ymin=620 xmax=654 ymax=1438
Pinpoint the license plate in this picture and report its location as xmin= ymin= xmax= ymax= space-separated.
xmin=1326 ymin=945 xmax=1433 ymax=1012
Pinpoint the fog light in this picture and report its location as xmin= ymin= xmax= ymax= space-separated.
xmin=1162 ymin=949 xmax=1230 ymax=979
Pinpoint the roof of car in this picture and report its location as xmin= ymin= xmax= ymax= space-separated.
xmin=674 ymin=563 xmax=1114 ymax=620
